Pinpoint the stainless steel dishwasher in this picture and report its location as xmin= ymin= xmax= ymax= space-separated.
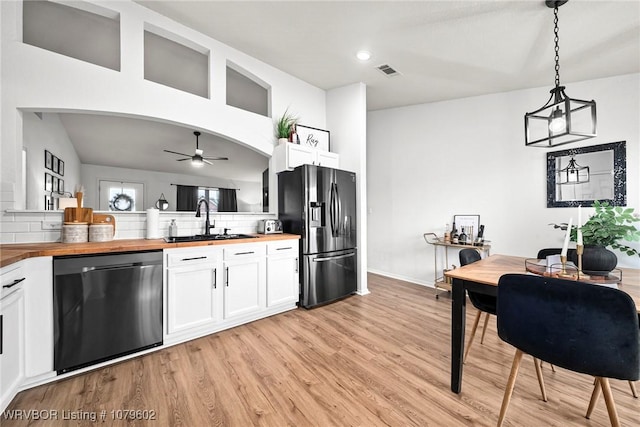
xmin=53 ymin=251 xmax=163 ymax=374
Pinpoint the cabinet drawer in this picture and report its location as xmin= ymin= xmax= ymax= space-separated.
xmin=267 ymin=240 xmax=298 ymax=256
xmin=1 ymin=262 xmax=26 ymax=299
xmin=166 ymin=248 xmax=219 ymax=268
xmin=223 ymin=244 xmax=266 ymax=261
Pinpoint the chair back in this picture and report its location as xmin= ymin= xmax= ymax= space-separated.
xmin=458 ymin=249 xmax=496 ymax=314
xmin=497 ymin=274 xmax=640 ymax=381
xmin=460 ymin=248 xmax=481 ymax=266
xmin=537 ymin=247 xmax=576 ymax=260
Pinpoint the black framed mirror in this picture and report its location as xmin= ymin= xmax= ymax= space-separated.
xmin=547 ymin=141 xmax=626 ymax=208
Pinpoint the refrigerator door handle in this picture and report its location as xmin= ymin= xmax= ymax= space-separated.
xmin=330 ymin=183 xmax=338 ymax=235
xmin=312 ymin=252 xmax=356 ymax=262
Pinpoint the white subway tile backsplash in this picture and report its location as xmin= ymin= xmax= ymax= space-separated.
xmin=0 ymin=222 xmax=30 ymax=233
xmin=1 ymin=211 xmax=275 ymax=244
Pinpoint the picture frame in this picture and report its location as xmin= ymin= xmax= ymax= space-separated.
xmin=453 ymin=214 xmax=480 ymax=241
xmin=58 ymin=159 xmax=64 ymax=176
xmin=295 ymin=124 xmax=330 ymax=151
xmin=45 ymin=150 xmax=53 ymax=170
xmin=52 ymin=176 xmax=59 ymax=193
xmin=45 ymin=173 xmax=52 ymax=192
xmin=44 ymin=195 xmax=54 ymax=211
xmin=52 ymin=155 xmax=59 ymax=174
xmin=58 ymin=179 xmax=64 ymax=194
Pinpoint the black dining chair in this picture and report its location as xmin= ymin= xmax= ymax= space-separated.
xmin=459 ymin=249 xmax=494 ymax=363
xmin=536 ymin=248 xmax=637 ymax=397
xmin=496 ymin=274 xmax=640 ymax=427
xmin=459 ymin=250 xmax=548 ymax=402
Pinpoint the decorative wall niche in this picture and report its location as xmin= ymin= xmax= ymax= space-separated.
xmin=226 ymin=62 xmax=270 ymax=117
xmin=23 ymin=0 xmax=121 ymax=71
xmin=144 ymin=27 xmax=209 ymax=98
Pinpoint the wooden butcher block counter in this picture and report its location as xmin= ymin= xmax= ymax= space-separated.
xmin=0 ymin=234 xmax=300 ymax=268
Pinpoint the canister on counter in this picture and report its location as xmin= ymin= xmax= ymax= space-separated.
xmin=62 ymin=223 xmax=89 ymax=243
xmin=89 ymin=224 xmax=114 ymax=242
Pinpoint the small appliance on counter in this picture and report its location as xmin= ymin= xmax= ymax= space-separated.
xmin=258 ymin=219 xmax=283 ymax=234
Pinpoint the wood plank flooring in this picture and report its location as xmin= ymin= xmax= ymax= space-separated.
xmin=4 ymin=273 xmax=639 ymax=426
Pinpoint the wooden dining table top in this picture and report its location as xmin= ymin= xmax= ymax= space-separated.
xmin=445 ymin=254 xmax=640 ymax=309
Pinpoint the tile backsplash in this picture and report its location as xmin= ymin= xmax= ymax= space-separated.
xmin=0 ymin=210 xmax=277 ymax=244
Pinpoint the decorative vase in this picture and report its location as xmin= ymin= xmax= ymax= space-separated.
xmin=570 ymin=245 xmax=618 ymax=275
xmin=278 ymin=137 xmax=288 ymax=145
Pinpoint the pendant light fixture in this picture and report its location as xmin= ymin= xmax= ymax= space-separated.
xmin=525 ymin=0 xmax=597 ymax=147
xmin=557 ymin=156 xmax=590 ymax=184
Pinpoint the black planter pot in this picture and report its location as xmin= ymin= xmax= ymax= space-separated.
xmin=570 ymin=245 xmax=618 ymax=275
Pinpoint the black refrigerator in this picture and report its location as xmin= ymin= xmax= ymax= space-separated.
xmin=278 ymin=164 xmax=357 ymax=308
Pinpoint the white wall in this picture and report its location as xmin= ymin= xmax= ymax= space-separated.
xmin=1 ymin=0 xmax=326 ymax=210
xmin=368 ymin=73 xmax=640 ymax=286
xmin=327 ymin=83 xmax=369 ymax=294
xmin=23 ymin=112 xmax=81 ymax=209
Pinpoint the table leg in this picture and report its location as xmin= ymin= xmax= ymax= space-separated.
xmin=451 ymin=278 xmax=466 ymax=393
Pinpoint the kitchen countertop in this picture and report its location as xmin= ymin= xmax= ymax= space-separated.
xmin=0 ymin=233 xmax=300 ymax=268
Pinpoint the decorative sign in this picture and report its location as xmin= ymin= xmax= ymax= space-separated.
xmin=295 ymin=124 xmax=330 ymax=151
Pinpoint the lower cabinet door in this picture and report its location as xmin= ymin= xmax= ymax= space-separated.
xmin=267 ymin=256 xmax=299 ymax=307
xmin=1 ymin=288 xmax=24 ymax=411
xmin=224 ymin=257 xmax=266 ymax=320
xmin=167 ymin=266 xmax=218 ymax=334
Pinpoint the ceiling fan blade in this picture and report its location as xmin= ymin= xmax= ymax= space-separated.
xmin=203 ymin=159 xmax=214 ymax=166
xmin=203 ymin=157 xmax=229 ymax=161
xmin=176 ymin=158 xmax=192 ymax=161
xmin=164 ymin=149 xmax=191 ymax=157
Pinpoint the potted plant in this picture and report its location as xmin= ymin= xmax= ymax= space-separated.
xmin=551 ymin=201 xmax=640 ymax=273
xmin=275 ymin=109 xmax=297 ymax=145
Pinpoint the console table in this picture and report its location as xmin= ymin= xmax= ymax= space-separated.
xmin=423 ymin=233 xmax=491 ymax=298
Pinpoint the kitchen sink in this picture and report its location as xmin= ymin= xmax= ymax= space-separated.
xmin=164 ymin=233 xmax=256 ymax=243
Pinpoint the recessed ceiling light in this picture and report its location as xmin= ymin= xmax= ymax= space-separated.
xmin=356 ymin=50 xmax=371 ymax=61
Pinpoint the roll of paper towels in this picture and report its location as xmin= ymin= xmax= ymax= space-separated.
xmin=146 ymin=208 xmax=160 ymax=239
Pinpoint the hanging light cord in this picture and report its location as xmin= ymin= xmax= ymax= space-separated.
xmin=553 ymin=6 xmax=561 ymax=88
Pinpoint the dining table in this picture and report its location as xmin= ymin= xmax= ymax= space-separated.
xmin=444 ymin=254 xmax=640 ymax=394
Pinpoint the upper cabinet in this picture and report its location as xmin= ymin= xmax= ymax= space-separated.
xmin=273 ymin=143 xmax=339 ymax=173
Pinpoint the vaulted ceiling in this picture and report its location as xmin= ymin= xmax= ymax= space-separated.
xmin=137 ymin=0 xmax=640 ymax=111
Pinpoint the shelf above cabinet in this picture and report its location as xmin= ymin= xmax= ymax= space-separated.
xmin=273 ymin=143 xmax=339 ymax=173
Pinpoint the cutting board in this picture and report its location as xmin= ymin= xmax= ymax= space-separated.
xmin=64 ymin=207 xmax=93 ymax=223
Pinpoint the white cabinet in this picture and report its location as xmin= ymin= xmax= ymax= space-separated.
xmin=1 ymin=263 xmax=25 ymax=412
xmin=165 ymin=247 xmax=221 ymax=336
xmin=22 ymin=257 xmax=53 ymax=381
xmin=223 ymin=244 xmax=266 ymax=321
xmin=273 ymin=143 xmax=339 ymax=173
xmin=266 ymin=240 xmax=299 ymax=307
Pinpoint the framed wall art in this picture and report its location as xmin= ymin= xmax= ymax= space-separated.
xmin=52 ymin=155 xmax=59 ymax=174
xmin=52 ymin=176 xmax=59 ymax=193
xmin=45 ymin=173 xmax=53 ymax=192
xmin=453 ymin=214 xmax=480 ymax=240
xmin=295 ymin=124 xmax=330 ymax=151
xmin=45 ymin=150 xmax=53 ymax=170
xmin=58 ymin=159 xmax=64 ymax=176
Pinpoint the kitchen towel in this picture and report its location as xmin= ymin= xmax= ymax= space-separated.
xmin=146 ymin=208 xmax=160 ymax=239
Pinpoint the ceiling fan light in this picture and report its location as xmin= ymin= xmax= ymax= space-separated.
xmin=191 ymin=156 xmax=204 ymax=167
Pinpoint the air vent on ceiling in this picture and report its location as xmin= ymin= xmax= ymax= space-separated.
xmin=376 ymin=64 xmax=400 ymax=77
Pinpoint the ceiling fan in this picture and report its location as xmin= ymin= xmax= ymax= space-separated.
xmin=164 ymin=131 xmax=229 ymax=167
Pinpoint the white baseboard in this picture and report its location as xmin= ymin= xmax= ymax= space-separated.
xmin=367 ymin=269 xmax=435 ymax=288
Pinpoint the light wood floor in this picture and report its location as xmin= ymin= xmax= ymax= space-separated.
xmin=4 ymin=273 xmax=639 ymax=426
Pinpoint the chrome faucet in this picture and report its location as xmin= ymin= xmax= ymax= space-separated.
xmin=195 ymin=199 xmax=215 ymax=235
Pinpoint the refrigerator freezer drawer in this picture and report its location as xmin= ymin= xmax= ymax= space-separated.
xmin=302 ymin=249 xmax=357 ymax=308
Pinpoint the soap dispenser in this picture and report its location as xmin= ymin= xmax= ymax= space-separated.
xmin=169 ymin=219 xmax=178 ymax=237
